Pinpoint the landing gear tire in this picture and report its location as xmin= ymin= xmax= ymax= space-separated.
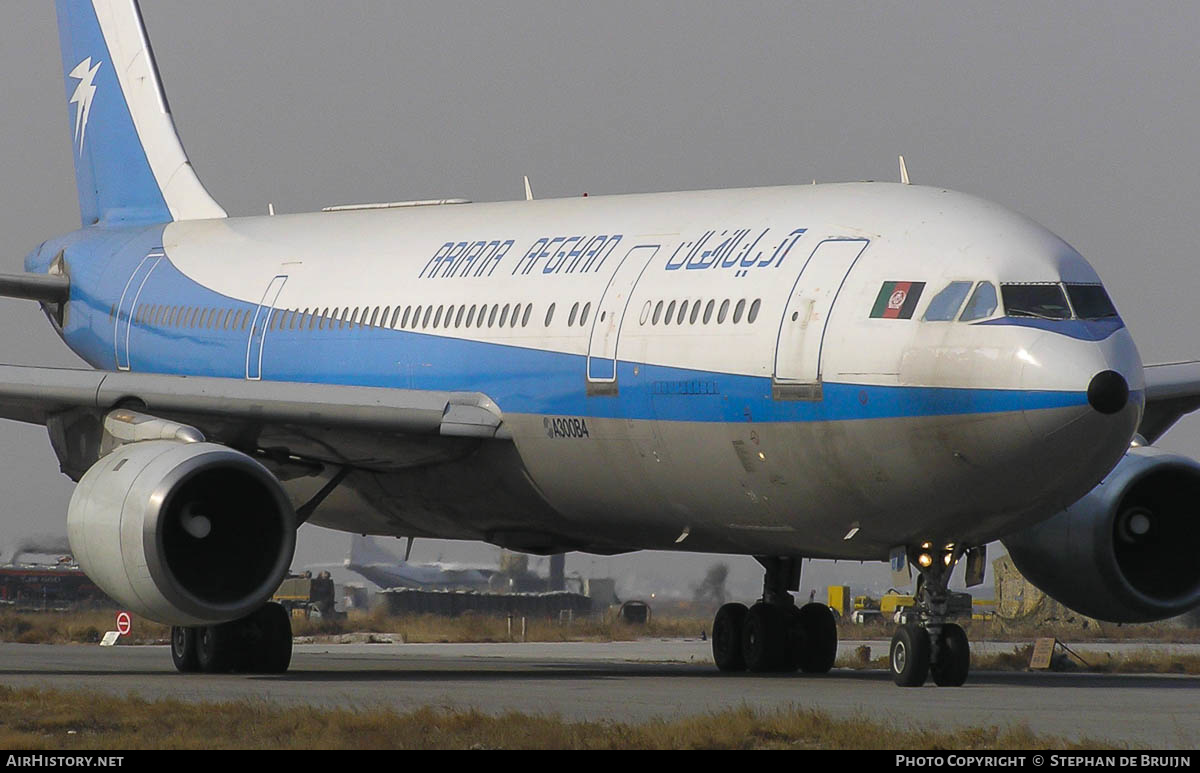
xmin=794 ymin=602 xmax=838 ymax=674
xmin=247 ymin=602 xmax=293 ymax=674
xmin=930 ymin=622 xmax=970 ymax=687
xmin=196 ymin=622 xmax=237 ymax=674
xmin=171 ymin=626 xmax=200 ymax=673
xmin=712 ymin=602 xmax=748 ymax=672
xmin=190 ymin=603 xmax=294 ymax=675
xmin=742 ymin=602 xmax=787 ymax=672
xmin=890 ymin=623 xmax=930 ymax=687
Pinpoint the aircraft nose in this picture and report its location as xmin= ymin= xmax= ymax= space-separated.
xmin=1087 ymin=369 xmax=1130 ymax=415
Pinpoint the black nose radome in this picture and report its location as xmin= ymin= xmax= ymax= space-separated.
xmin=1088 ymin=370 xmax=1129 ymax=415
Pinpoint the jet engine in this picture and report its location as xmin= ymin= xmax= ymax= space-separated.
xmin=67 ymin=440 xmax=296 ymax=626
xmin=1003 ymin=445 xmax=1200 ymax=623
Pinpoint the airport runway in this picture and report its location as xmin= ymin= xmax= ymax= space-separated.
xmin=0 ymin=639 xmax=1196 ymax=748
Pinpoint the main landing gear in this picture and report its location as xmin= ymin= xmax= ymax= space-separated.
xmin=711 ymin=556 xmax=838 ymax=674
xmin=171 ymin=601 xmax=293 ymax=674
xmin=889 ymin=544 xmax=971 ymax=687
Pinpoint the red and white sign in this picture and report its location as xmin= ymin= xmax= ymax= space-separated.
xmin=115 ymin=611 xmax=132 ymax=637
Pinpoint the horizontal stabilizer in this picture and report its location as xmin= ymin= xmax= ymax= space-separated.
xmin=0 ymin=273 xmax=70 ymax=304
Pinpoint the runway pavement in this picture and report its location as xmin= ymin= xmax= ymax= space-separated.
xmin=0 ymin=638 xmax=1195 ymax=748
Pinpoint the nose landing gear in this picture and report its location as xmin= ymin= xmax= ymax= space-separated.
xmin=889 ymin=545 xmax=971 ymax=687
xmin=711 ymin=556 xmax=838 ymax=674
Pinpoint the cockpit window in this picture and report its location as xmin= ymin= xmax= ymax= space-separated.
xmin=922 ymin=281 xmax=973 ymax=321
xmin=1001 ymin=284 xmax=1071 ymax=320
xmin=959 ymin=282 xmax=998 ymax=321
xmin=1064 ymin=284 xmax=1119 ymax=320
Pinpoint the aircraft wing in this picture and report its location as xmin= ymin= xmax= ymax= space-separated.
xmin=1140 ymin=361 xmax=1200 ymax=443
xmin=0 ymin=363 xmax=506 ymax=474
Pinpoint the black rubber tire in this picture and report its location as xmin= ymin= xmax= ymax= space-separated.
xmin=782 ymin=606 xmax=805 ymax=672
xmin=196 ymin=622 xmax=237 ymax=674
xmin=796 ymin=602 xmax=838 ymax=674
xmin=930 ymin=623 xmax=970 ymax=687
xmin=250 ymin=602 xmax=293 ymax=674
xmin=890 ymin=623 xmax=931 ymax=687
xmin=170 ymin=626 xmax=200 ymax=673
xmin=742 ymin=603 xmax=786 ymax=673
xmin=712 ymin=602 xmax=748 ymax=672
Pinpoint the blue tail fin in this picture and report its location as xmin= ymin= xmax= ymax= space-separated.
xmin=55 ymin=0 xmax=225 ymax=226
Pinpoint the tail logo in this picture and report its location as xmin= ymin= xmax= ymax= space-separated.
xmin=68 ymin=57 xmax=103 ymax=157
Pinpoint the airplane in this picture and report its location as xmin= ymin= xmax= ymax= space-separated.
xmin=342 ymin=535 xmax=494 ymax=591
xmin=0 ymin=0 xmax=1197 ymax=685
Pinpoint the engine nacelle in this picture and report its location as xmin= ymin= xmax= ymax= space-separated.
xmin=68 ymin=440 xmax=296 ymax=626
xmin=1003 ymin=446 xmax=1200 ymax=623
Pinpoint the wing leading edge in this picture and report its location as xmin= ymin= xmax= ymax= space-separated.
xmin=1140 ymin=361 xmax=1200 ymax=443
xmin=0 ymin=364 xmax=506 ymax=476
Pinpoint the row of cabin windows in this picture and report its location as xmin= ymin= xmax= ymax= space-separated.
xmin=111 ymin=299 xmax=604 ymax=333
xmin=639 ymin=298 xmax=762 ymax=327
xmin=114 ymin=303 xmax=255 ymax=331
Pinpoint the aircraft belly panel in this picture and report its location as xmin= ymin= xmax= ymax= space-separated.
xmin=507 ymin=406 xmax=1101 ymax=558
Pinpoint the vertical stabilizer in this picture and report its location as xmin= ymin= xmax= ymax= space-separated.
xmin=55 ymin=0 xmax=226 ymax=226
xmin=348 ymin=535 xmax=403 ymax=567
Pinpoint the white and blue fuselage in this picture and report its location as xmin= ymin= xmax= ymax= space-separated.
xmin=25 ymin=180 xmax=1144 ymax=560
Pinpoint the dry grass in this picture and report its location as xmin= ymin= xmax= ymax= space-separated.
xmin=0 ymin=608 xmax=703 ymax=646
xmin=0 ymin=686 xmax=1118 ymax=750
xmin=290 ymin=607 xmax=708 ymax=642
xmin=0 ymin=611 xmax=170 ymax=645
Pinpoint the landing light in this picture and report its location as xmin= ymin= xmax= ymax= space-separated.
xmin=917 ymin=553 xmax=933 ymax=568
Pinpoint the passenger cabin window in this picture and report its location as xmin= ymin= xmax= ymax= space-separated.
xmin=1001 ymin=284 xmax=1071 ymax=320
xmin=923 ymin=281 xmax=974 ymax=321
xmin=959 ymin=282 xmax=998 ymax=322
xmin=1065 ymin=284 xmax=1119 ymax=320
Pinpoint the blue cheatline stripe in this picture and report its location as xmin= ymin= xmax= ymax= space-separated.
xmin=59 ymin=241 xmax=1103 ymax=425
xmin=973 ymin=316 xmax=1125 ymax=342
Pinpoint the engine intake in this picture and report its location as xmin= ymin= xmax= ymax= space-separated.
xmin=68 ymin=440 xmax=296 ymax=626
xmin=1003 ymin=446 xmax=1200 ymax=623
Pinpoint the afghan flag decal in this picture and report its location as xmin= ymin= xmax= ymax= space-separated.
xmin=870 ymin=281 xmax=925 ymax=319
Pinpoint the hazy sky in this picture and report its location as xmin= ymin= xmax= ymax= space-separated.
xmin=0 ymin=1 xmax=1198 ymax=600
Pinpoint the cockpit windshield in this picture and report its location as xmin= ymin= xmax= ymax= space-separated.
xmin=959 ymin=282 xmax=997 ymax=321
xmin=913 ymin=280 xmax=1120 ymax=324
xmin=1000 ymin=284 xmax=1071 ymax=320
xmin=1064 ymin=284 xmax=1119 ymax=320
